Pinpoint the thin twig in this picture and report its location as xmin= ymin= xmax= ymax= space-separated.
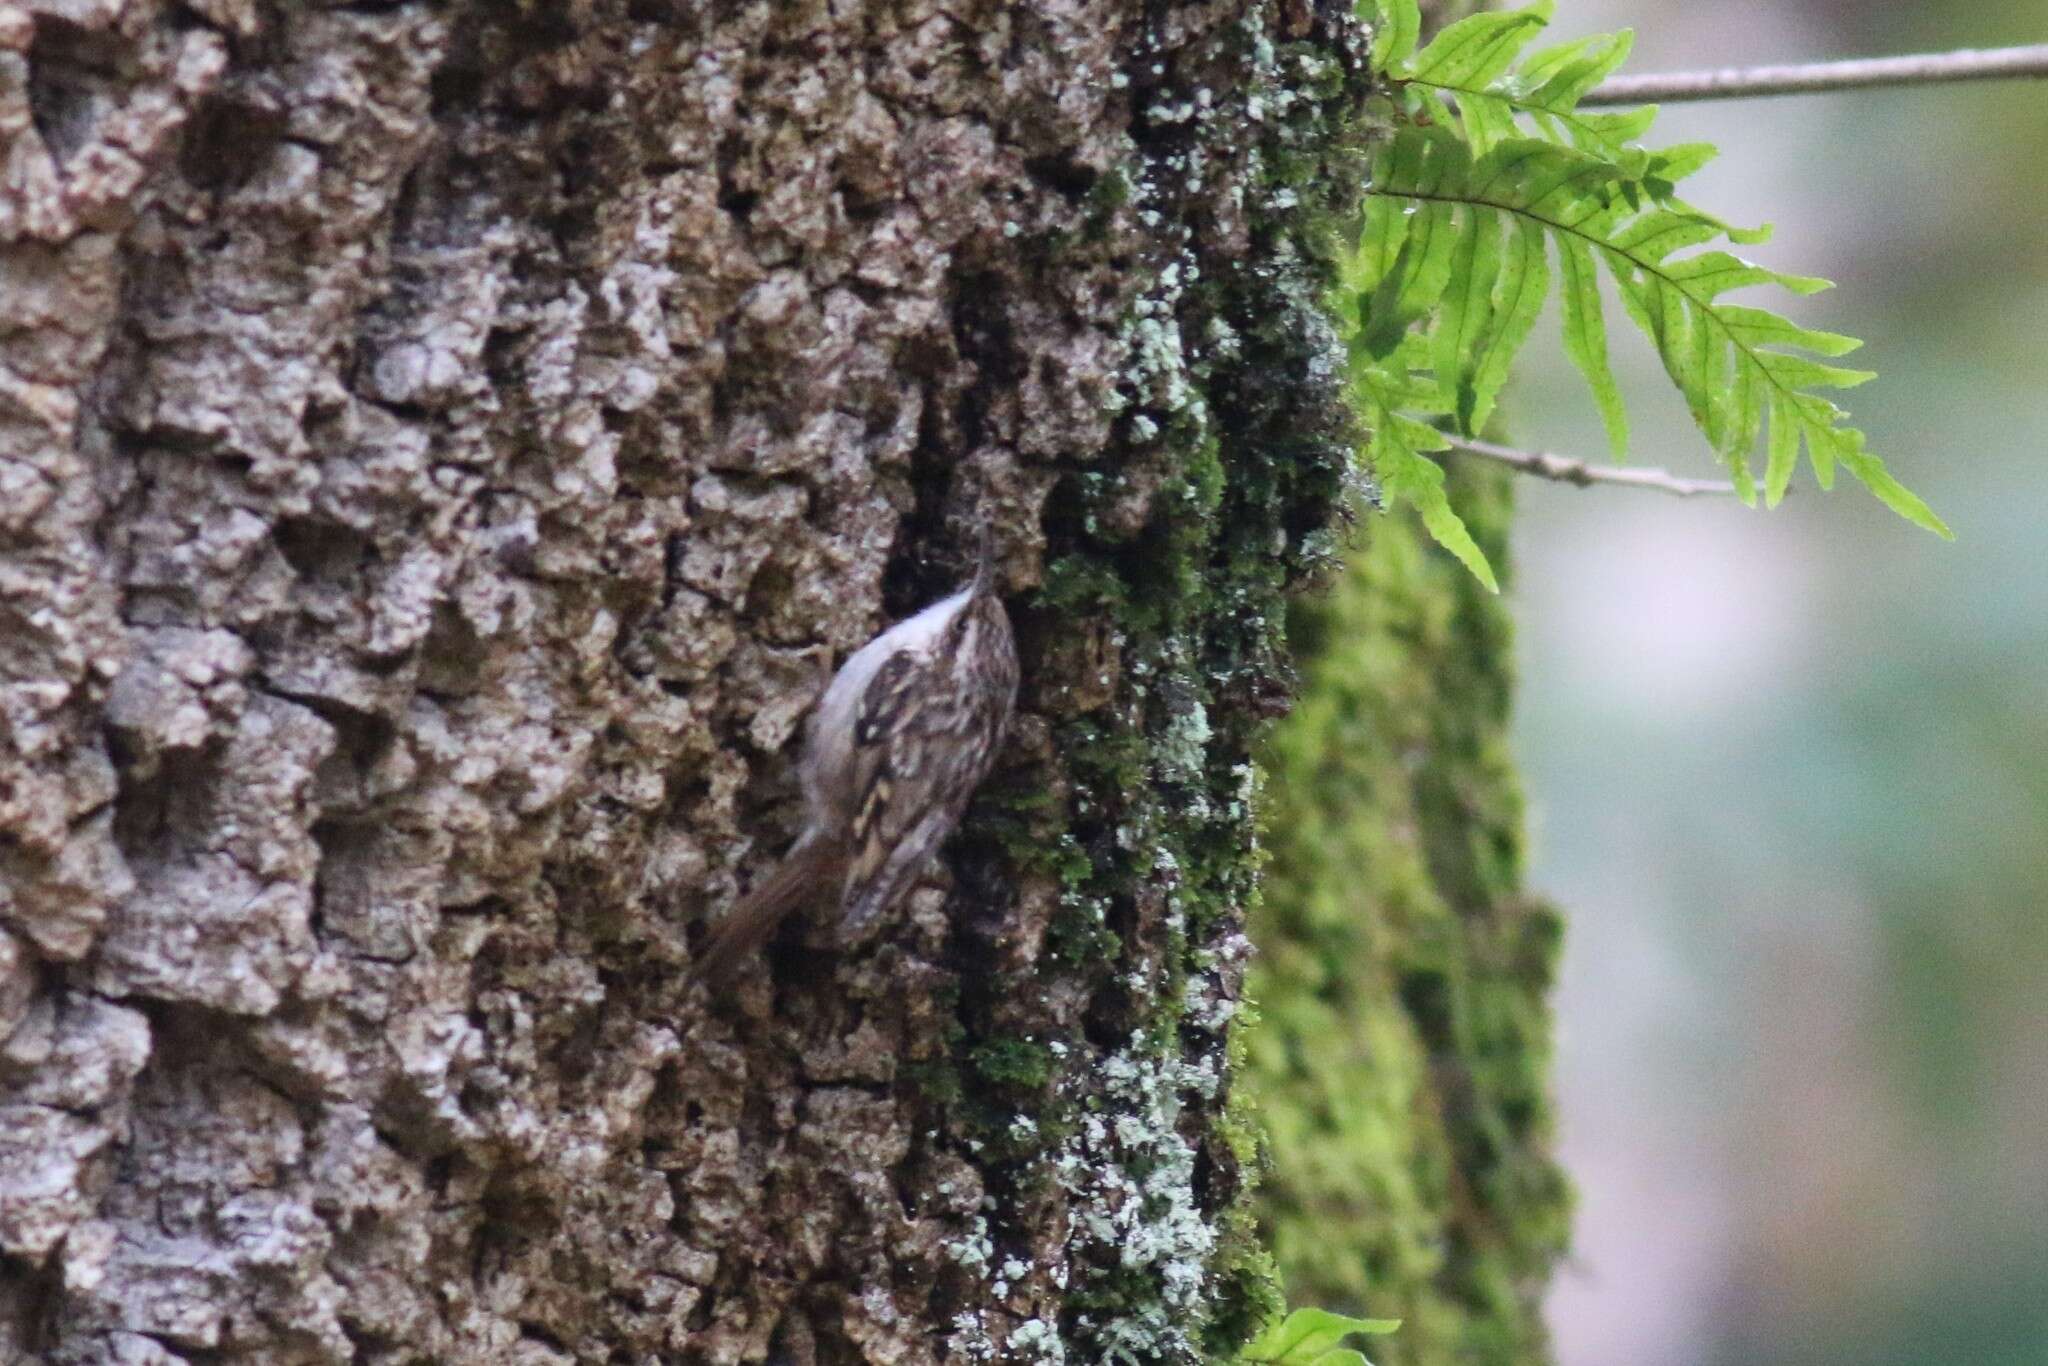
xmin=1446 ymin=436 xmax=1738 ymax=498
xmin=1581 ymin=44 xmax=2048 ymax=106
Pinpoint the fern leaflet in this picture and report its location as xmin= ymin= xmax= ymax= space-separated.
xmin=1351 ymin=0 xmax=1950 ymax=588
xmin=1238 ymin=1307 xmax=1400 ymax=1365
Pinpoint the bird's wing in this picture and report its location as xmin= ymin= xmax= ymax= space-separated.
xmin=844 ymin=646 xmax=957 ymax=923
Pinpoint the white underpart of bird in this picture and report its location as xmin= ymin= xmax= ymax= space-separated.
xmin=693 ymin=559 xmax=1018 ymax=979
xmin=803 ymin=583 xmax=974 ymax=820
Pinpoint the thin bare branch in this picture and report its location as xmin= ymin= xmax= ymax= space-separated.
xmin=1446 ymin=436 xmax=1738 ymax=498
xmin=1582 ymin=43 xmax=2048 ymax=106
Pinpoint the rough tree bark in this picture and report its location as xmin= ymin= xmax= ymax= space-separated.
xmin=0 ymin=0 xmax=1554 ymax=1362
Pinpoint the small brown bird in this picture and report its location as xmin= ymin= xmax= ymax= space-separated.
xmin=694 ymin=543 xmax=1018 ymax=978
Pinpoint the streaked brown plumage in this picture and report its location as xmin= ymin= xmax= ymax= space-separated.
xmin=694 ymin=551 xmax=1017 ymax=979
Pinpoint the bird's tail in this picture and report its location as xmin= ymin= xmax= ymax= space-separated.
xmin=692 ymin=832 xmax=843 ymax=982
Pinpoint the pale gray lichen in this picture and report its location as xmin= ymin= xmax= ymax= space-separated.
xmin=951 ymin=1309 xmax=998 ymax=1361
xmin=947 ymin=1214 xmax=996 ymax=1276
xmin=1155 ymin=700 xmax=1212 ymax=784
xmin=1008 ymin=1316 xmax=1070 ymax=1364
xmin=1048 ymin=1032 xmax=1227 ymax=1362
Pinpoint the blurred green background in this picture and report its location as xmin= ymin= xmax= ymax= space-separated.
xmin=1509 ymin=3 xmax=2048 ymax=1364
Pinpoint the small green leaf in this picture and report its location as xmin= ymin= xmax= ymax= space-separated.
xmin=1241 ymin=1307 xmax=1403 ymax=1364
xmin=1433 ymin=206 xmax=1504 ymax=420
xmin=1838 ymin=438 xmax=1955 ymax=539
xmin=1646 ymin=141 xmax=1718 ymax=185
xmin=1457 ymin=90 xmax=1520 ymax=154
xmin=1728 ymin=362 xmax=1766 ymax=475
xmin=1465 ymin=215 xmax=1549 ymax=434
xmin=1664 ymin=251 xmax=1830 ymax=301
xmin=1405 ymin=1 xmax=1554 ymax=89
xmin=1374 ymin=425 xmax=1499 ymax=593
xmin=1751 ymin=352 xmax=1876 ymax=392
xmin=1386 ymin=199 xmax=1462 ymax=333
xmin=1519 ymin=29 xmax=1634 ymax=108
xmin=1370 ymin=0 xmax=1423 ymax=72
xmin=1697 ymin=306 xmax=1731 ymax=455
xmin=1610 ymin=208 xmax=1722 ymax=264
xmin=1353 ymin=193 xmax=1412 ymax=296
xmin=1802 ymin=404 xmax=1841 ymax=489
xmin=1556 ymin=235 xmax=1629 ymax=457
xmin=1716 ymin=305 xmax=1861 ymax=356
xmin=1764 ymin=390 xmax=1800 ymax=506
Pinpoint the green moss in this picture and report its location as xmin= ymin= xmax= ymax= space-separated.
xmin=1202 ymin=995 xmax=1289 ymax=1356
xmin=1038 ymin=553 xmax=1130 ymax=617
xmin=972 ymin=1038 xmax=1058 ymax=1091
xmin=905 ymin=1057 xmax=966 ymax=1108
xmin=1204 ymin=1235 xmax=1288 ymax=1361
xmin=1085 ymin=164 xmax=1135 ymax=236
xmin=925 ymin=3 xmax=1553 ymax=1359
xmin=964 ymin=0 xmax=1570 ymax=1355
xmin=1031 ymin=24 xmax=1376 ymax=1364
xmin=1245 ymin=458 xmax=1572 ymax=1364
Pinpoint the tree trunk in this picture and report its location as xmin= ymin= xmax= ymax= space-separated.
xmin=1251 ymin=463 xmax=1571 ymax=1364
xmin=0 ymin=0 xmax=1556 ymax=1362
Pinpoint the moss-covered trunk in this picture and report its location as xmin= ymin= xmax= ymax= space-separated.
xmin=0 ymin=0 xmax=1560 ymax=1360
xmin=1249 ymin=461 xmax=1571 ymax=1364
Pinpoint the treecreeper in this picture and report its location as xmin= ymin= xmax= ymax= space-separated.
xmin=693 ymin=542 xmax=1019 ymax=978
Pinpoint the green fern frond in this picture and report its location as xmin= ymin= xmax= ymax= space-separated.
xmin=1346 ymin=0 xmax=1948 ymax=587
xmin=1361 ymin=126 xmax=1948 ymax=537
xmin=1351 ymin=334 xmax=1500 ymax=591
xmin=1385 ymin=0 xmax=1653 ymax=161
